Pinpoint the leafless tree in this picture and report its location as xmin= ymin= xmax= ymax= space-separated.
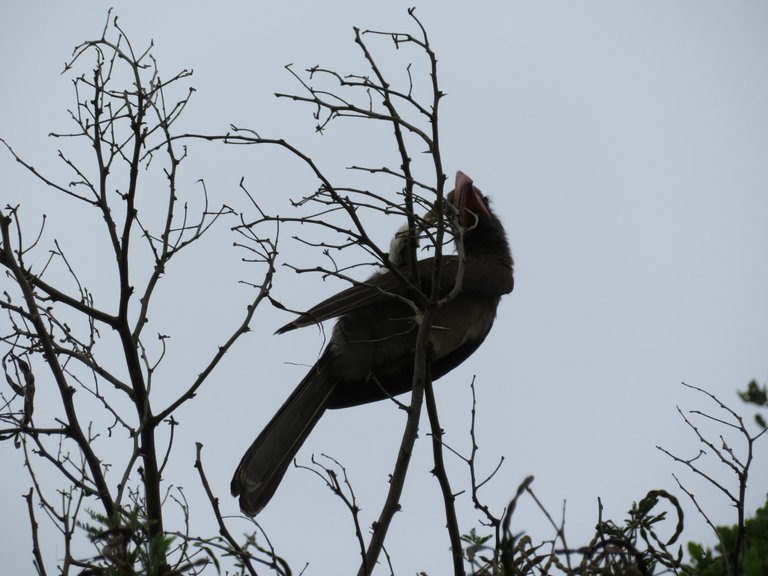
xmin=0 ymin=8 xmax=485 ymax=575
xmin=1 ymin=10 xmax=283 ymax=575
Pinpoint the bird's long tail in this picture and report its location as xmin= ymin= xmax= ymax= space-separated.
xmin=231 ymin=358 xmax=337 ymax=516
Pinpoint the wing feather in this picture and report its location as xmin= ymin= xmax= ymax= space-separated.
xmin=275 ymin=270 xmax=405 ymax=333
xmin=275 ymin=256 xmax=462 ymax=334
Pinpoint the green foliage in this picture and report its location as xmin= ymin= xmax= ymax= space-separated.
xmin=738 ymin=379 xmax=768 ymax=428
xmin=462 ymin=488 xmax=687 ymax=575
xmin=462 ymin=491 xmax=768 ymax=576
xmin=686 ymin=494 xmax=768 ymax=576
xmin=590 ymin=490 xmax=685 ymax=574
xmin=80 ymin=504 xmax=173 ymax=576
xmin=235 ymin=531 xmax=293 ymax=576
xmin=463 ymin=528 xmax=495 ymax=573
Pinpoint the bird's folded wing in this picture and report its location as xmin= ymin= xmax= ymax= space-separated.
xmin=275 ymin=256 xmax=464 ymax=334
xmin=275 ymin=272 xmax=407 ymax=334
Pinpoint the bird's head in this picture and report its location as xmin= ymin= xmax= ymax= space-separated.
xmin=389 ymin=171 xmax=509 ymax=265
xmin=447 ymin=171 xmax=511 ymax=265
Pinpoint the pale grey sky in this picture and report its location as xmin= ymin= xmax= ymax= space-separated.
xmin=2 ymin=2 xmax=767 ymax=575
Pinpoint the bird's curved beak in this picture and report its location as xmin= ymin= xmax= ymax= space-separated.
xmin=420 ymin=171 xmax=490 ymax=228
xmin=453 ymin=171 xmax=490 ymax=227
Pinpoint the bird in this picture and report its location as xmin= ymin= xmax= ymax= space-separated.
xmin=231 ymin=171 xmax=513 ymax=516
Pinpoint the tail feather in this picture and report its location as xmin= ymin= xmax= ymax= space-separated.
xmin=231 ymin=360 xmax=337 ymax=516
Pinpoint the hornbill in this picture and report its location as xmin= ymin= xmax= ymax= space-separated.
xmin=231 ymin=171 xmax=513 ymax=516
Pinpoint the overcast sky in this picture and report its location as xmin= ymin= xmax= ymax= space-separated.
xmin=2 ymin=2 xmax=767 ymax=575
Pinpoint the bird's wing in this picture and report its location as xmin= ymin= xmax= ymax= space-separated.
xmin=275 ymin=256 xmax=462 ymax=334
xmin=275 ymin=271 xmax=411 ymax=334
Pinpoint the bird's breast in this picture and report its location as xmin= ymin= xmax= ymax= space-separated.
xmin=429 ymin=293 xmax=499 ymax=360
